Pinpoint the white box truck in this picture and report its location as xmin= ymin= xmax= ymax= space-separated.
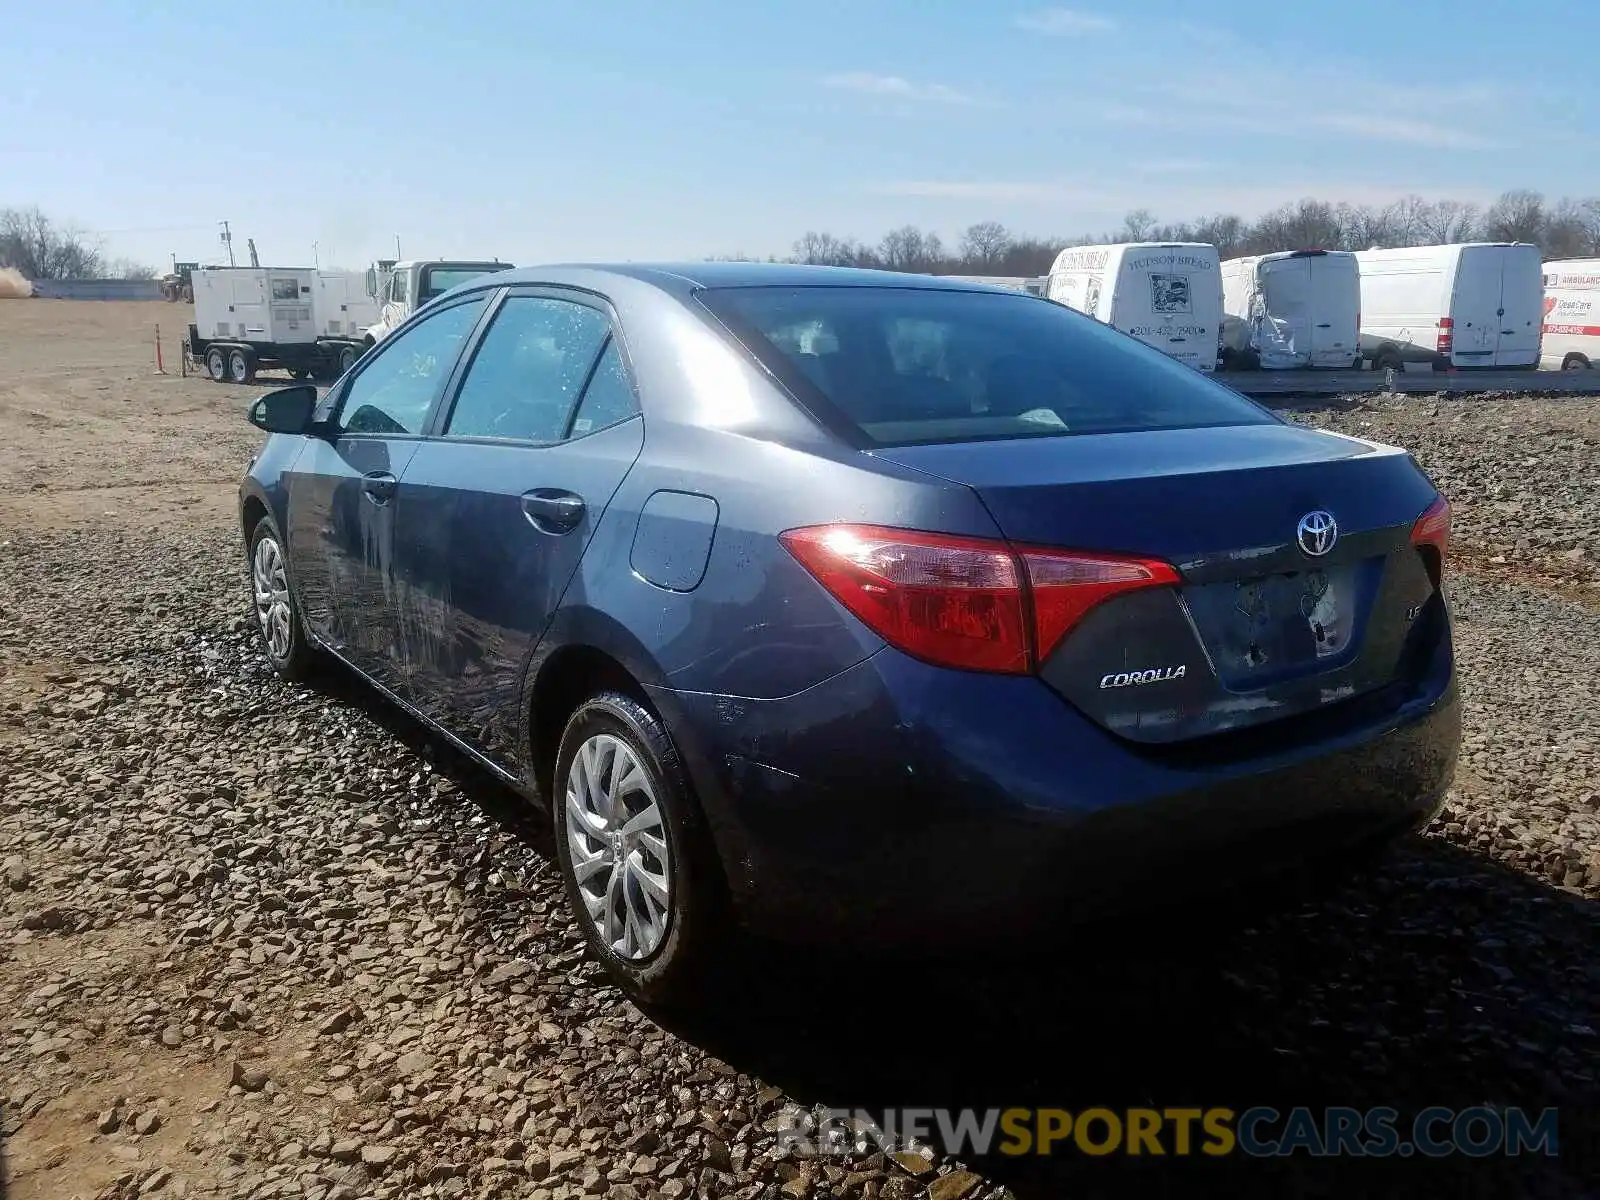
xmin=1220 ymin=249 xmax=1361 ymax=370
xmin=1046 ymin=242 xmax=1223 ymax=372
xmin=1540 ymin=258 xmax=1600 ymax=371
xmin=1354 ymin=243 xmax=1543 ymax=371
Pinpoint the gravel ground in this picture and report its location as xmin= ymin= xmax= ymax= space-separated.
xmin=2 ymin=306 xmax=1598 ymax=1198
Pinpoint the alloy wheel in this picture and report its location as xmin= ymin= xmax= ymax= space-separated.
xmin=563 ymin=733 xmax=672 ymax=960
xmin=252 ymin=534 xmax=293 ymax=661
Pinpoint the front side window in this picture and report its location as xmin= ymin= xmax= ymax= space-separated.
xmin=389 ymin=272 xmax=409 ymax=306
xmin=444 ymin=297 xmax=611 ymax=442
xmin=338 ymin=298 xmax=485 ymax=435
xmin=699 ymin=285 xmax=1276 ymax=446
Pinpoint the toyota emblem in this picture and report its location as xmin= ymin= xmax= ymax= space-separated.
xmin=1296 ymin=510 xmax=1339 ymax=557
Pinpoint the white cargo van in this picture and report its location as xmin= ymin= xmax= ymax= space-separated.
xmin=1354 ymin=243 xmax=1542 ymax=370
xmin=1047 ymin=242 xmax=1223 ymax=372
xmin=1540 ymin=258 xmax=1600 ymax=370
xmin=1220 ymin=250 xmax=1360 ymax=370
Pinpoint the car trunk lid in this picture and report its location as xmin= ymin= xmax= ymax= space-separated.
xmin=871 ymin=423 xmax=1444 ymax=743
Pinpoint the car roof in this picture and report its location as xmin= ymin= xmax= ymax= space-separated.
xmin=454 ymin=261 xmax=1031 ymax=297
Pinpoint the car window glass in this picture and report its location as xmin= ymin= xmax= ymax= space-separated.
xmin=568 ymin=339 xmax=640 ymax=436
xmin=390 ymin=271 xmax=407 ymax=305
xmin=338 ymin=298 xmax=484 ymax=435
xmin=445 ymin=297 xmax=611 ymax=442
xmin=698 ymin=286 xmax=1274 ymax=445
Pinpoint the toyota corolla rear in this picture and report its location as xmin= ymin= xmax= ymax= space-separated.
xmin=675 ymin=281 xmax=1459 ymax=946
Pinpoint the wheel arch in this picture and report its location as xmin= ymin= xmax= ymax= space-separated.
xmin=241 ymin=493 xmax=270 ymax=550
xmin=520 ymin=605 xmax=673 ymax=795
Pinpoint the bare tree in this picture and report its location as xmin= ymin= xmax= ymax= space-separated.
xmin=1278 ymin=199 xmax=1343 ymax=250
xmin=1120 ymin=209 xmax=1157 ymax=242
xmin=1579 ymin=199 xmax=1600 ymax=257
xmin=0 ymin=206 xmax=103 ymax=279
xmin=791 ymin=231 xmax=862 ymax=267
xmin=1483 ymin=189 xmax=1545 ymax=244
xmin=769 ymin=190 xmax=1600 ymax=277
xmin=1338 ymin=203 xmax=1394 ymax=251
xmin=1542 ymin=198 xmax=1595 ymax=259
xmin=877 ymin=225 xmax=944 ymax=272
xmin=958 ymin=221 xmax=1011 ymax=270
xmin=1191 ymin=214 xmax=1246 ymax=259
xmin=1385 ymin=194 xmax=1430 ymax=246
xmin=1415 ymin=200 xmax=1481 ymax=245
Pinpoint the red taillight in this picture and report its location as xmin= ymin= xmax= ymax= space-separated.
xmin=1436 ymin=316 xmax=1454 ymax=355
xmin=779 ymin=524 xmax=1178 ymax=674
xmin=1021 ymin=547 xmax=1180 ymax=661
xmin=1411 ymin=495 xmax=1451 ymax=586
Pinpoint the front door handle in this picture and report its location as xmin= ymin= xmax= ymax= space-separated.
xmin=362 ymin=472 xmax=396 ymax=504
xmin=522 ymin=489 xmax=586 ymax=534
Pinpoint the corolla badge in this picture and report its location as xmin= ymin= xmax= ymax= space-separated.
xmin=1296 ymin=510 xmax=1339 ymax=557
xmin=1100 ymin=665 xmax=1187 ymax=689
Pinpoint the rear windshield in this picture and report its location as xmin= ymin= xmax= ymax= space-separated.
xmin=697 ymin=285 xmax=1275 ymax=445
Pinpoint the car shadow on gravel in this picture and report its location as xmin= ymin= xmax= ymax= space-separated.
xmin=683 ymin=841 xmax=1600 ymax=1198
xmin=308 ymin=661 xmax=1597 ymax=1198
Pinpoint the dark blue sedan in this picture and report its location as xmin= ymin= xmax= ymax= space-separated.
xmin=239 ymin=263 xmax=1459 ymax=1003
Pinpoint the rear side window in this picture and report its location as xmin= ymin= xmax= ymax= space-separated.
xmin=569 ymin=340 xmax=640 ymax=435
xmin=444 ymin=296 xmax=611 ymax=442
xmin=698 ymin=285 xmax=1275 ymax=446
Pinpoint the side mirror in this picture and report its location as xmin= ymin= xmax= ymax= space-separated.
xmin=364 ymin=266 xmax=378 ymax=298
xmin=247 ymin=385 xmax=318 ymax=435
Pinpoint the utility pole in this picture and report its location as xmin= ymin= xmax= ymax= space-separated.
xmin=219 ymin=220 xmax=235 ymax=267
xmin=312 ymin=242 xmax=319 ymax=268
xmin=394 ymin=234 xmax=401 ymax=260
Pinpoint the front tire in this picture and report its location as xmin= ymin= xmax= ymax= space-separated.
xmin=1563 ymin=354 xmax=1590 ymax=371
xmin=339 ymin=345 xmax=360 ymax=375
xmin=248 ymin=517 xmax=316 ymax=680
xmin=552 ymin=692 xmax=724 ymax=1007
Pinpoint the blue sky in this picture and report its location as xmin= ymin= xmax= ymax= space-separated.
xmin=4 ymin=0 xmax=1595 ymax=271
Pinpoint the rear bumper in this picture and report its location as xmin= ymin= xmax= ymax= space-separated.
xmin=653 ymin=629 xmax=1459 ymax=949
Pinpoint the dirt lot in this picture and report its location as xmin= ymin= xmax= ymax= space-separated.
xmin=2 ymin=300 xmax=1598 ymax=1200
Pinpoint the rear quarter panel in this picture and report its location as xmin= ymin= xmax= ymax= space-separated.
xmin=574 ymin=420 xmax=996 ymax=701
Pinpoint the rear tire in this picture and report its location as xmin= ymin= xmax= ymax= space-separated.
xmin=1371 ymin=349 xmax=1402 ymax=373
xmin=552 ymin=692 xmax=726 ymax=1008
xmin=339 ymin=345 xmax=360 ymax=375
xmin=228 ymin=348 xmax=255 ymax=384
xmin=206 ymin=347 xmax=227 ymax=382
xmin=247 ymin=517 xmax=316 ymax=681
xmin=1563 ymin=354 xmax=1590 ymax=371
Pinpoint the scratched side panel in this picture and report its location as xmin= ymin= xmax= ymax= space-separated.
xmin=390 ymin=419 xmax=645 ymax=762
xmin=282 ymin=435 xmax=420 ymax=694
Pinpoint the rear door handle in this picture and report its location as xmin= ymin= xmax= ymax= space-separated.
xmin=362 ymin=472 xmax=396 ymax=504
xmin=1315 ymin=323 xmax=1332 ymax=328
xmin=521 ymin=489 xmax=586 ymax=534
